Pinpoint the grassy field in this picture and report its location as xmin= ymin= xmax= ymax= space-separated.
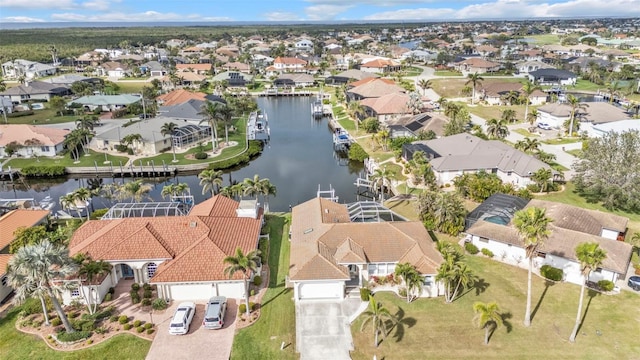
xmin=5 ymin=108 xmax=78 ymax=125
xmin=384 ymin=199 xmax=419 ymax=221
xmin=431 ymin=78 xmax=523 ymax=99
xmin=569 ymin=80 xmax=603 ymax=92
xmin=231 ymin=214 xmax=297 ymax=360
xmin=115 ymin=81 xmax=148 ymax=94
xmin=513 ymin=128 xmax=540 ymax=137
xmin=542 ymin=137 xmax=582 ymax=145
xmin=5 ymin=150 xmax=129 ymax=168
xmin=0 ymin=307 xmax=150 ymax=360
xmin=526 ymin=34 xmax=561 ymax=45
xmin=350 ymin=254 xmax=640 ymax=359
xmin=468 ymin=104 xmax=528 ymax=123
xmin=434 ymin=70 xmax=463 ymax=76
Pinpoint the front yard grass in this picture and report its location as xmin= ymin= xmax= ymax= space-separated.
xmin=468 ymin=104 xmax=527 ymax=123
xmin=231 ymin=214 xmax=296 ymax=360
xmin=431 ymin=78 xmax=523 ymax=99
xmin=350 ymin=254 xmax=640 ymax=359
xmin=0 ymin=306 xmax=150 ymax=360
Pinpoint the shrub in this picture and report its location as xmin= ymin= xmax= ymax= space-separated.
xmin=152 ymin=298 xmax=168 ymax=310
xmin=87 ymin=339 xmax=93 ymax=345
xmin=359 ymin=287 xmax=372 ymax=301
xmin=108 ymin=287 xmax=115 ymax=295
xmin=103 ymin=293 xmax=112 ymax=302
xmin=114 ymin=144 xmax=129 ymax=153
xmin=143 ymin=283 xmax=152 ymax=291
xmin=194 ymin=152 xmax=208 ymax=160
xmin=464 ymin=242 xmax=479 ymax=255
xmin=398 ymin=287 xmax=407 ymax=298
xmin=348 ymin=142 xmax=368 ymax=162
xmin=90 ymin=208 xmax=109 ymax=220
xmin=7 ymin=110 xmax=35 ymax=118
xmin=252 ymin=275 xmax=262 ymax=286
xmin=540 ymin=265 xmax=564 ymax=281
xmin=207 ymin=141 xmax=263 ymax=171
xmin=21 ymin=297 xmax=51 ymax=315
xmin=144 ymin=323 xmax=153 ymax=329
xmin=118 ymin=315 xmax=129 ymax=324
xmin=481 ymin=248 xmax=494 ymax=258
xmin=51 ymin=317 xmax=62 ymax=326
xmin=131 ymin=283 xmax=140 ymax=291
xmin=146 ymin=329 xmax=155 ymax=335
xmin=95 ymin=326 xmax=108 ymax=335
xmin=20 ymin=165 xmax=67 ymax=178
xmin=136 ymin=326 xmax=145 ymax=333
xmin=143 ymin=289 xmax=153 ymax=299
xmin=109 ymin=315 xmax=119 ymax=323
xmin=238 ymin=302 xmax=256 ymax=314
xmin=56 ymin=330 xmax=91 ymax=343
xmin=133 ymin=320 xmax=142 ymax=327
xmin=598 ymin=280 xmax=615 ymax=292
xmin=141 ymin=298 xmax=152 ymax=306
xmin=123 ymin=324 xmax=132 ymax=330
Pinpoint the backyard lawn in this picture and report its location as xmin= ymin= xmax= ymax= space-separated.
xmin=0 ymin=307 xmax=150 ymax=360
xmin=231 ymin=214 xmax=297 ymax=360
xmin=5 ymin=150 xmax=129 ymax=168
xmin=5 ymin=108 xmax=77 ymax=125
xmin=350 ymin=254 xmax=640 ymax=359
xmin=431 ymin=78 xmax=523 ymax=99
xmin=468 ymin=104 xmax=528 ymax=123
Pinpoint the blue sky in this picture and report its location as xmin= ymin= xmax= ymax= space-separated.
xmin=1 ymin=0 xmax=639 ymax=23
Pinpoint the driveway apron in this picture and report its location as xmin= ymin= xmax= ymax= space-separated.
xmin=296 ymin=301 xmax=354 ymax=360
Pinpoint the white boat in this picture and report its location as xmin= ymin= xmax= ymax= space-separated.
xmin=38 ymin=195 xmax=55 ymax=211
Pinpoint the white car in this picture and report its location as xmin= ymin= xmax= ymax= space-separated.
xmin=537 ymin=122 xmax=552 ymax=130
xmin=169 ymin=302 xmax=195 ymax=335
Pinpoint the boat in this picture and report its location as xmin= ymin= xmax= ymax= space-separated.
xmin=63 ymin=192 xmax=92 ymax=211
xmin=38 ymin=195 xmax=55 ymax=211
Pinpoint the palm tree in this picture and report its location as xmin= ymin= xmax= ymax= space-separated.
xmin=75 ymin=116 xmax=96 ymax=131
xmin=70 ymin=187 xmax=92 ymax=220
xmin=121 ymin=133 xmax=142 ymax=153
xmin=7 ymin=241 xmax=77 ymax=333
xmin=161 ymin=122 xmax=179 ymax=163
xmin=417 ymin=78 xmax=432 ymax=96
xmin=521 ymin=79 xmax=541 ymax=122
xmin=161 ymin=183 xmax=177 ymax=200
xmin=485 ymin=118 xmax=509 ymax=140
xmin=605 ymin=81 xmax=621 ymax=103
xmin=473 ymin=301 xmax=504 ymax=345
xmin=514 ymin=137 xmax=540 ymax=153
xmin=347 ymin=101 xmax=366 ymax=130
xmin=465 ymin=72 xmax=484 ymax=104
xmin=531 ymin=168 xmax=553 ymax=193
xmin=198 ymin=100 xmax=224 ymax=151
xmin=513 ymin=207 xmax=552 ymax=327
xmin=77 ymin=258 xmax=111 ymax=314
xmin=198 ymin=169 xmax=224 ymax=197
xmin=500 ymin=109 xmax=517 ymax=124
xmin=375 ymin=128 xmax=390 ymax=151
xmin=118 ymin=179 xmax=152 ymax=202
xmin=218 ymin=104 xmax=235 ymax=146
xmin=223 ymin=247 xmax=261 ymax=317
xmin=260 ymin=180 xmax=277 ymax=214
xmin=526 ymin=108 xmax=539 ymax=127
xmin=566 ymin=94 xmax=589 ymax=137
xmin=370 ymin=167 xmax=395 ymax=204
xmin=569 ymin=242 xmax=607 ymax=342
xmin=59 ymin=193 xmax=83 ymax=218
xmin=394 ymin=263 xmax=422 ymax=303
xmin=360 ymin=295 xmax=397 ymax=348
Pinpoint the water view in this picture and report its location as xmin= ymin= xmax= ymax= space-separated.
xmin=0 ymin=97 xmax=364 ymax=213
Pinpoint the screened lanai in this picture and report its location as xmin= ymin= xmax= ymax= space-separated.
xmin=172 ymin=124 xmax=212 ymax=149
xmin=464 ymin=193 xmax=530 ymax=230
xmin=347 ymin=201 xmax=408 ymax=223
xmin=101 ymin=196 xmax=194 ymax=219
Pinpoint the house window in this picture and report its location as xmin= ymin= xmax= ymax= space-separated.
xmin=71 ymin=289 xmax=80 ymax=297
xmin=594 ymin=267 xmax=602 ymax=273
xmin=1 ymin=276 xmax=6 ymax=287
xmin=423 ymin=276 xmax=433 ymax=286
xmin=368 ymin=263 xmax=396 ymax=276
xmin=40 ymin=146 xmax=50 ymax=152
xmin=479 ymin=237 xmax=489 ymax=243
xmin=147 ymin=262 xmax=157 ymax=278
xmin=537 ymin=252 xmax=547 ymax=258
xmin=507 ymin=171 xmax=512 ymax=176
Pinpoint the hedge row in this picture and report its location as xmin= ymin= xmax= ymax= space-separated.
xmin=20 ymin=165 xmax=67 ymax=177
xmin=208 ymin=140 xmax=263 ymax=171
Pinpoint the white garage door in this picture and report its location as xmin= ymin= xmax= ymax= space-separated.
xmin=216 ymin=282 xmax=245 ymax=299
xmin=169 ymin=284 xmax=211 ymax=301
xmin=299 ymin=282 xmax=343 ymax=300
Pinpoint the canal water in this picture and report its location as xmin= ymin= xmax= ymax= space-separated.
xmin=0 ymin=97 xmax=365 ymax=213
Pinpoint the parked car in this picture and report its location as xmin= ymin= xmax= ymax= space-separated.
xmin=169 ymin=302 xmax=195 ymax=335
xmin=203 ymin=296 xmax=227 ymax=329
xmin=628 ymin=276 xmax=640 ymax=291
xmin=537 ymin=122 xmax=552 ymax=130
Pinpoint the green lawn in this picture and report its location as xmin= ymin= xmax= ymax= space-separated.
xmin=431 ymin=78 xmax=523 ymax=99
xmin=6 ymin=108 xmax=78 ymax=125
xmin=5 ymin=150 xmax=129 ymax=168
xmin=384 ymin=199 xmax=419 ymax=221
xmin=434 ymin=70 xmax=463 ymax=76
xmin=566 ymin=149 xmax=582 ymax=157
xmin=513 ymin=128 xmax=539 ymax=137
xmin=114 ymin=81 xmax=148 ymax=94
xmin=468 ymin=105 xmax=527 ymax=123
xmin=569 ymin=80 xmax=602 ymax=92
xmin=0 ymin=306 xmax=150 ymax=360
xmin=526 ymin=34 xmax=561 ymax=45
xmin=542 ymin=138 xmax=582 ymax=145
xmin=231 ymin=214 xmax=297 ymax=359
xmin=350 ymin=254 xmax=640 ymax=359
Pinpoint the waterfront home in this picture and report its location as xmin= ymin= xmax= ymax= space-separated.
xmin=387 ymin=112 xmax=447 ymax=138
xmin=360 ymin=92 xmax=411 ymax=124
xmin=1 ymin=59 xmax=57 ymax=80
xmin=537 ymin=101 xmax=630 ymax=130
xmin=212 ymin=71 xmax=253 ymax=88
xmin=175 ymin=63 xmax=213 ymax=75
xmin=156 ymin=88 xmax=215 ymax=106
xmin=359 ymin=59 xmax=401 ymax=74
xmin=453 ymin=58 xmax=500 ymax=74
xmin=527 ymin=69 xmax=577 ymax=86
xmin=465 ymin=194 xmax=633 ymax=286
xmin=289 ymin=197 xmax=444 ymax=301
xmin=346 ymin=78 xmax=405 ymax=101
xmin=0 ymin=125 xmax=69 ymax=158
xmin=93 ymin=116 xmax=174 ymax=155
xmin=65 ymin=196 xmax=263 ymax=304
xmin=271 ymin=57 xmax=308 ymax=73
xmin=68 ymin=94 xmax=141 ymax=112
xmin=274 ymin=73 xmax=315 ymax=88
xmin=325 ymin=69 xmax=377 ymax=85
xmin=0 ymin=81 xmax=70 ymax=104
xmin=477 ymin=82 xmax=547 ymax=106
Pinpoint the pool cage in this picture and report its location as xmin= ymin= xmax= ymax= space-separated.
xmin=464 ymin=193 xmax=530 ymax=230
xmin=172 ymin=125 xmax=212 ymax=149
xmin=347 ymin=201 xmax=408 ymax=223
xmin=101 ymin=195 xmax=195 ymax=219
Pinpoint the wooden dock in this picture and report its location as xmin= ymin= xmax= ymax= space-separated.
xmin=259 ymin=90 xmax=313 ymax=97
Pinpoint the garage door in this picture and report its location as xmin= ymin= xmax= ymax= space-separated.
xmin=169 ymin=284 xmax=211 ymax=301
xmin=216 ymin=282 xmax=245 ymax=299
xmin=299 ymin=282 xmax=343 ymax=300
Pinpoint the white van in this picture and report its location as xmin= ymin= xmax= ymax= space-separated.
xmin=169 ymin=302 xmax=195 ymax=335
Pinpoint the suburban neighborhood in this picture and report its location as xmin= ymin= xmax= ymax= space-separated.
xmin=0 ymin=13 xmax=639 ymax=360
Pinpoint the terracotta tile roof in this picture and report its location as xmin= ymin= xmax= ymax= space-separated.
xmin=0 ymin=254 xmax=12 ymax=276
xmin=348 ymin=77 xmax=394 ymax=88
xmin=68 ymin=195 xmax=262 ymax=283
xmin=0 ymin=209 xmax=50 ymax=251
xmin=361 ymin=59 xmax=400 ymax=68
xmin=0 ymin=125 xmax=70 ymax=147
xmin=289 ymin=198 xmax=443 ymax=281
xmin=274 ymin=57 xmax=307 ymax=65
xmin=455 ymin=57 xmax=500 ymax=68
xmin=360 ymin=92 xmax=410 ymax=115
xmin=175 ymin=63 xmax=212 ymax=72
xmin=348 ymin=79 xmax=405 ymax=99
xmin=157 ymin=89 xmax=207 ymax=106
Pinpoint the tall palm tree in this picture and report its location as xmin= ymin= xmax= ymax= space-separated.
xmin=118 ymin=179 xmax=152 ymax=202
xmin=465 ymin=72 xmax=484 ymax=104
xmin=417 ymin=78 xmax=432 ymax=96
xmin=370 ymin=167 xmax=395 ymax=204
xmin=260 ymin=181 xmax=277 ymax=214
xmin=223 ymin=247 xmax=261 ymax=317
xmin=198 ymin=169 xmax=224 ymax=197
xmin=566 ymin=94 xmax=589 ymax=137
xmin=77 ymin=258 xmax=111 ymax=314
xmin=7 ymin=241 xmax=77 ymax=333
xmin=198 ymin=100 xmax=224 ymax=151
xmin=75 ymin=116 xmax=96 ymax=131
xmin=161 ymin=183 xmax=177 ymax=200
xmin=500 ymin=109 xmax=517 ymax=124
xmin=360 ymin=295 xmax=397 ymax=348
xmin=569 ymin=242 xmax=607 ymax=342
xmin=513 ymin=207 xmax=552 ymax=327
xmin=347 ymin=101 xmax=366 ymax=130
xmin=10 ymin=272 xmax=51 ymax=325
xmin=531 ymin=168 xmax=553 ymax=193
xmin=473 ymin=301 xmax=504 ymax=345
xmin=59 ymin=193 xmax=83 ymax=218
xmin=485 ymin=118 xmax=509 ymax=140
xmin=218 ymin=104 xmax=235 ymax=146
xmin=605 ymin=81 xmax=621 ymax=104
xmin=526 ymin=108 xmax=539 ymax=127
xmin=514 ymin=137 xmax=540 ymax=153
xmin=242 ymin=174 xmax=266 ymax=201
xmin=71 ymin=187 xmax=92 ymax=220
xmin=521 ymin=79 xmax=541 ymax=122
xmin=161 ymin=122 xmax=179 ymax=163
xmin=394 ymin=263 xmax=418 ymax=303
xmin=121 ymin=133 xmax=143 ymax=152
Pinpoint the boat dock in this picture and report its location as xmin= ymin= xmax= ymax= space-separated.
xmin=247 ymin=110 xmax=270 ymax=141
xmin=332 ymin=127 xmax=353 ymax=151
xmin=0 ymin=166 xmax=19 ymax=181
xmin=64 ymin=161 xmax=178 ymax=178
xmin=259 ymin=89 xmax=313 ymax=97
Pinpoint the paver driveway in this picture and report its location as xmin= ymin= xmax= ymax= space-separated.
xmin=146 ymin=299 xmax=237 ymax=360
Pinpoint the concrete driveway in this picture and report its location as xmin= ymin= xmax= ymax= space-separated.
xmin=296 ymin=299 xmax=363 ymax=360
xmin=146 ymin=299 xmax=237 ymax=360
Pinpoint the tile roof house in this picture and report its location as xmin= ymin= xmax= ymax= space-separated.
xmin=68 ymin=94 xmax=141 ymax=112
xmin=465 ymin=195 xmax=633 ymax=286
xmin=360 ymin=92 xmax=411 ymax=124
xmin=346 ymin=79 xmax=405 ymax=101
xmin=1 ymin=59 xmax=57 ymax=80
xmin=403 ymin=133 xmax=558 ymax=188
xmin=453 ymin=58 xmax=501 ymax=74
xmin=478 ymin=82 xmax=547 ymax=106
xmin=289 ymin=197 xmax=444 ymax=301
xmin=156 ymin=89 xmax=208 ymax=106
xmin=96 ymin=61 xmax=131 ymax=79
xmin=0 ymin=209 xmax=50 ymax=302
xmin=360 ymin=59 xmax=401 ymax=74
xmin=175 ymin=63 xmax=213 ymax=75
xmin=272 ymin=57 xmax=308 ymax=73
xmin=0 ymin=125 xmax=70 ymax=158
xmin=66 ymin=195 xmax=264 ymax=304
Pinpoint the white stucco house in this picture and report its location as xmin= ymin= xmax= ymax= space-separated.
xmin=65 ymin=196 xmax=264 ymax=304
xmin=289 ymin=197 xmax=444 ymax=301
xmin=0 ymin=124 xmax=69 ymax=158
xmin=402 ymin=133 xmax=560 ymax=189
xmin=464 ymin=194 xmax=633 ymax=286
xmin=295 ymin=39 xmax=314 ymax=51
xmin=1 ymin=59 xmax=57 ymax=80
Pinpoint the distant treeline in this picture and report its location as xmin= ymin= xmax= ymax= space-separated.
xmin=0 ymin=23 xmax=410 ymax=64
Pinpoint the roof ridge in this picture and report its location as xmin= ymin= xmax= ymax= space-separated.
xmin=145 ymin=222 xmax=176 ymax=258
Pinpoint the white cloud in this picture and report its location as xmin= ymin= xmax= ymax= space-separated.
xmin=50 ymin=11 xmax=232 ymax=22
xmin=81 ymin=0 xmax=113 ymax=11
xmin=304 ymin=5 xmax=353 ymax=20
xmin=263 ymin=11 xmax=302 ymax=21
xmin=1 ymin=16 xmax=46 ymax=22
xmin=1 ymin=0 xmax=76 ymax=9
xmin=306 ymin=0 xmax=440 ymax=6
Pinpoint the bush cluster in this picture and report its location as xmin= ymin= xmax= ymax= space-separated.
xmin=359 ymin=287 xmax=372 ymax=301
xmin=51 ymin=317 xmax=62 ymax=326
xmin=20 ymin=165 xmax=67 ymax=177
xmin=464 ymin=242 xmax=479 ymax=255
xmin=238 ymin=302 xmax=256 ymax=314
xmin=151 ymin=298 xmax=167 ymax=311
xmin=540 ymin=265 xmax=564 ymax=281
xmin=597 ymin=280 xmax=615 ymax=292
xmin=118 ymin=315 xmax=129 ymax=324
xmin=481 ymin=248 xmax=494 ymax=258
xmin=123 ymin=324 xmax=132 ymax=330
xmin=252 ymin=275 xmax=262 ymax=286
xmin=56 ymin=330 xmax=91 ymax=342
xmin=133 ymin=320 xmax=143 ymax=327
xmin=208 ymin=140 xmax=263 ymax=171
xmin=348 ymin=142 xmax=368 ymax=162
xmin=194 ymin=152 xmax=208 ymax=160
